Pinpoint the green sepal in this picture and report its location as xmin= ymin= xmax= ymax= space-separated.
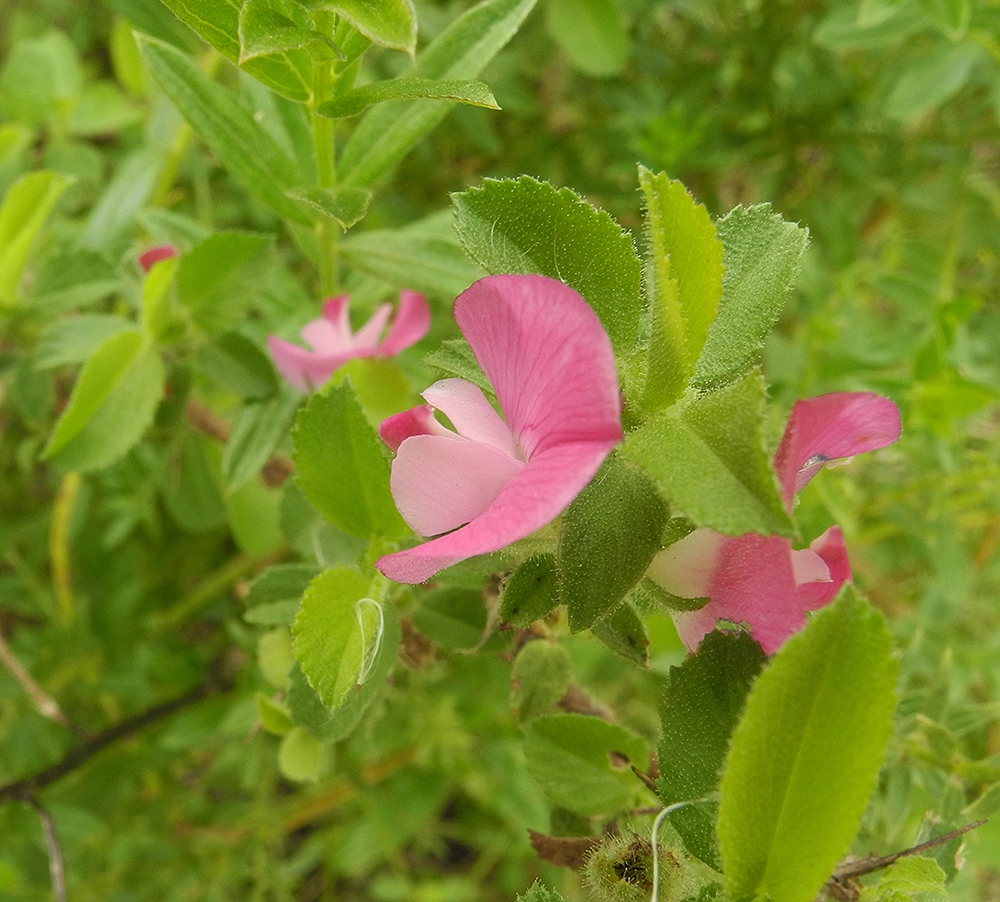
xmin=559 ymin=456 xmax=669 ymax=632
xmin=500 ymin=553 xmax=560 ymax=628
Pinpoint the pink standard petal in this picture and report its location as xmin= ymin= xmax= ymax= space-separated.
xmin=390 ymin=434 xmax=524 ymax=537
xmin=453 ymin=275 xmax=622 ymax=458
xmin=376 ymin=439 xmax=615 ymax=584
xmin=378 ymin=291 xmax=431 ymax=356
xmin=773 ymin=392 xmax=902 ymax=508
xmin=421 ymin=379 xmax=518 ymax=458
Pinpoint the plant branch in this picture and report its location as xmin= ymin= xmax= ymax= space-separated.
xmin=0 ymin=627 xmax=70 ymax=728
xmin=0 ymin=668 xmax=233 ymax=804
xmin=31 ymin=800 xmax=67 ymax=902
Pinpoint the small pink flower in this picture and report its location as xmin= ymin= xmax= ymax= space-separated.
xmin=138 ymin=244 xmax=178 ymax=272
xmin=267 ymin=291 xmax=430 ymax=391
xmin=648 ymin=392 xmax=901 ymax=654
xmin=375 ymin=274 xmax=623 ymax=585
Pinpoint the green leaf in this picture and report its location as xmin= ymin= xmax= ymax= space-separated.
xmin=292 ymin=567 xmax=383 ymax=709
xmin=28 ymin=248 xmax=119 ymax=315
xmin=718 ymin=588 xmax=899 ymax=902
xmin=0 ymin=170 xmax=73 ymax=308
xmin=591 ymin=601 xmax=648 ymax=666
xmin=423 ymin=339 xmax=491 ymax=394
xmin=411 ymin=587 xmax=487 ymax=651
xmin=657 ymin=631 xmax=766 ymax=869
xmin=289 ymin=185 xmax=372 ymax=229
xmin=81 ymin=148 xmax=162 ymax=248
xmin=258 ymin=626 xmax=295 ymax=688
xmin=339 ymin=0 xmax=537 ymax=186
xmin=222 ymin=390 xmax=300 ymax=492
xmin=340 ymin=217 xmax=486 ymax=296
xmin=244 ymin=599 xmax=300 ymax=624
xmin=545 ymin=0 xmax=628 ymax=78
xmin=157 ymin=0 xmax=313 ymax=100
xmin=278 ymin=726 xmax=323 ymax=781
xmin=320 ymin=77 xmax=498 ymax=118
xmin=307 ymin=0 xmax=417 ymax=53
xmin=511 ymin=640 xmax=572 ymax=723
xmin=523 ymin=713 xmax=648 ymax=816
xmin=623 ymin=370 xmax=791 ymax=537
xmin=196 ymin=331 xmax=279 ymax=400
xmin=34 ymin=314 xmax=134 ymax=370
xmin=0 ymin=31 xmax=81 ymax=126
xmin=500 ymin=553 xmax=560 ymax=627
xmin=177 ymin=232 xmax=273 ymax=333
xmin=238 ymin=0 xmax=343 ymax=65
xmin=286 ymin=603 xmax=399 ymax=741
xmin=917 ymin=0 xmax=971 ymax=39
xmin=257 ymin=691 xmax=294 ymax=734
xmin=692 ymin=205 xmax=808 ymax=390
xmin=43 ymin=330 xmax=165 ymax=472
xmin=885 ymin=43 xmax=982 ymax=121
xmin=136 ymin=35 xmax=311 ymax=223
xmin=559 ymin=456 xmax=668 ymax=631
xmin=140 ymin=254 xmax=178 ymax=341
xmin=859 ymin=857 xmax=947 ymax=902
xmin=245 ymin=563 xmax=321 ymax=608
xmin=162 ymin=433 xmax=229 ymax=533
xmin=452 ymin=176 xmax=642 ymax=357
xmin=292 ymin=382 xmax=407 ymax=539
xmin=638 ymin=167 xmax=724 ymax=411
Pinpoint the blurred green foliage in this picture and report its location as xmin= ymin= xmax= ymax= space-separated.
xmin=0 ymin=0 xmax=999 ymax=899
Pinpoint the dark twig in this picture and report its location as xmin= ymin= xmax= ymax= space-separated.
xmin=0 ymin=670 xmax=232 ymax=804
xmin=31 ymin=799 xmax=67 ymax=902
xmin=831 ymin=819 xmax=987 ymax=881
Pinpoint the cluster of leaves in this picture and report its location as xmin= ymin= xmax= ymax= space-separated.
xmin=0 ymin=0 xmax=998 ymax=900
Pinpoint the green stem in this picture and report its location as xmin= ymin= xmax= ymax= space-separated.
xmin=311 ymin=11 xmax=339 ymax=296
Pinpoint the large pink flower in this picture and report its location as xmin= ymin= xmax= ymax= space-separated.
xmin=647 ymin=392 xmax=901 ymax=654
xmin=375 ymin=274 xmax=623 ymax=585
xmin=267 ymin=291 xmax=430 ymax=391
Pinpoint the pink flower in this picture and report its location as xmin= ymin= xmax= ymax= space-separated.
xmin=647 ymin=392 xmax=901 ymax=654
xmin=375 ymin=274 xmax=623 ymax=585
xmin=267 ymin=291 xmax=430 ymax=391
xmin=138 ymin=244 xmax=178 ymax=271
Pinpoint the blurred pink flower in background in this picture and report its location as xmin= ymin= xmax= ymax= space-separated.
xmin=267 ymin=291 xmax=430 ymax=391
xmin=138 ymin=244 xmax=178 ymax=271
xmin=647 ymin=392 xmax=901 ymax=654
xmin=376 ymin=274 xmax=622 ymax=585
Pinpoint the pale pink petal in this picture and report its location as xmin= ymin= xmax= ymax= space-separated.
xmin=376 ymin=439 xmax=615 ymax=584
xmin=669 ymin=531 xmax=847 ymax=655
xmin=453 ymin=275 xmax=622 ymax=458
xmin=421 ymin=379 xmax=518 ymax=458
xmin=138 ymin=244 xmax=178 ymax=271
xmin=390 ymin=435 xmax=524 ymax=537
xmin=773 ymin=392 xmax=901 ymax=509
xmin=266 ymin=335 xmax=352 ymax=392
xmin=378 ymin=291 xmax=431 ymax=356
xmin=379 ymin=405 xmax=452 ymax=452
xmin=795 ymin=526 xmax=851 ymax=610
xmin=645 ymin=528 xmax=725 ymax=599
xmin=301 ymin=318 xmax=349 ymax=355
xmin=352 ymin=304 xmax=393 ymax=350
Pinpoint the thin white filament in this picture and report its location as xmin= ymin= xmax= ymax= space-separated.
xmin=650 ymin=796 xmax=716 ymax=902
xmin=355 ymin=598 xmax=384 ymax=686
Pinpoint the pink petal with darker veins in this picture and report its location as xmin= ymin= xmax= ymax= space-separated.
xmin=670 ymin=528 xmax=850 ymax=655
xmin=378 ymin=290 xmax=431 ymax=357
xmin=454 ymin=275 xmax=622 ymax=458
xmin=390 ymin=434 xmax=524 ymax=537
xmin=376 ymin=439 xmax=616 ymax=584
xmin=773 ymin=392 xmax=901 ymax=509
